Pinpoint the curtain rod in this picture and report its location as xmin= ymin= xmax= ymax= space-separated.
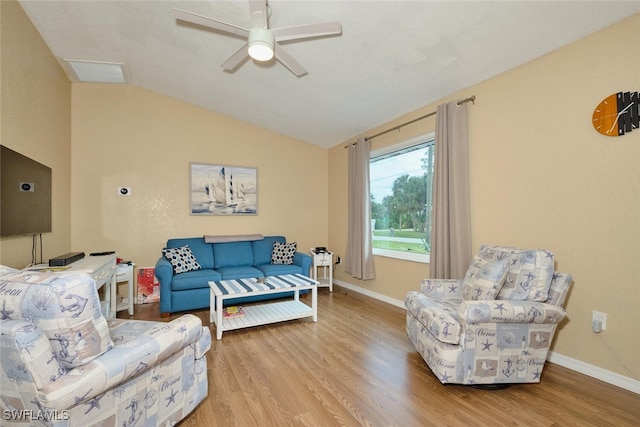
xmin=344 ymin=95 xmax=476 ymax=148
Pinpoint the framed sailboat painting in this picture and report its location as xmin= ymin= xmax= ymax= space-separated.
xmin=190 ymin=163 xmax=258 ymax=215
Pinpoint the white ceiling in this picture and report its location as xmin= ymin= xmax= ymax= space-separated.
xmin=18 ymin=1 xmax=640 ymax=148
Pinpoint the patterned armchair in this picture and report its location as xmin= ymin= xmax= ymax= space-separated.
xmin=405 ymin=245 xmax=572 ymax=386
xmin=0 ymin=266 xmax=210 ymax=426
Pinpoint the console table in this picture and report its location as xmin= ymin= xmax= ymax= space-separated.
xmin=26 ymin=254 xmax=118 ymax=318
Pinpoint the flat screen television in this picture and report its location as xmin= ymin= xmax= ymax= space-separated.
xmin=1 ymin=145 xmax=52 ymax=237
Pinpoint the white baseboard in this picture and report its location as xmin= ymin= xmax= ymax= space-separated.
xmin=333 ymin=278 xmax=640 ymax=395
xmin=547 ymin=352 xmax=640 ymax=394
xmin=334 ymin=279 xmax=405 ymax=309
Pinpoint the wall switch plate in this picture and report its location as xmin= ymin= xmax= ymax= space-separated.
xmin=592 ymin=311 xmax=607 ymax=331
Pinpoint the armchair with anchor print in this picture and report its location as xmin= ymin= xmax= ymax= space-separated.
xmin=405 ymin=245 xmax=571 ymax=386
xmin=0 ymin=266 xmax=210 ymax=426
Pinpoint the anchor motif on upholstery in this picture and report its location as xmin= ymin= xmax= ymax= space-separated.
xmin=60 ymin=293 xmax=88 ymax=318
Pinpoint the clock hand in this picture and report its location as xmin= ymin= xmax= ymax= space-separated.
xmin=608 ymin=102 xmax=634 ymax=134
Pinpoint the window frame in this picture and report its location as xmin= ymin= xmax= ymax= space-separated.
xmin=370 ymin=132 xmax=435 ymax=264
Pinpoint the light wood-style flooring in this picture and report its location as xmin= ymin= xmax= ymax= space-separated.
xmin=122 ymin=286 xmax=639 ymax=426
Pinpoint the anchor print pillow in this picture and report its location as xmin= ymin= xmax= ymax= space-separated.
xmin=461 ymin=258 xmax=509 ymax=300
xmin=0 ymin=266 xmax=113 ymax=369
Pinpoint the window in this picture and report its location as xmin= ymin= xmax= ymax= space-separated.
xmin=370 ymin=133 xmax=434 ymax=263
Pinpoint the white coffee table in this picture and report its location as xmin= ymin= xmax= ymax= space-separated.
xmin=209 ymin=274 xmax=318 ymax=340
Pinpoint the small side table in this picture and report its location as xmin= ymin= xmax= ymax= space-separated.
xmin=114 ymin=263 xmax=135 ymax=315
xmin=310 ymin=249 xmax=333 ymax=292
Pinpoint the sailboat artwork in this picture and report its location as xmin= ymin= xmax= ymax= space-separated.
xmin=190 ymin=163 xmax=257 ymax=215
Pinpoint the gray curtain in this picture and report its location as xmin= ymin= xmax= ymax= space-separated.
xmin=430 ymin=101 xmax=471 ymax=279
xmin=345 ymin=137 xmax=375 ymax=280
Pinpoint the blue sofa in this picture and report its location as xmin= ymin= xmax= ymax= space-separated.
xmin=156 ymin=235 xmax=312 ymax=316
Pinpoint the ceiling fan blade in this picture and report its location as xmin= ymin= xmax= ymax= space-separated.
xmin=221 ymin=43 xmax=249 ymax=72
xmin=274 ymin=43 xmax=307 ymax=77
xmin=221 ymin=43 xmax=250 ymax=72
xmin=248 ymin=0 xmax=268 ymax=29
xmin=272 ymin=22 xmax=342 ymax=42
xmin=173 ymin=8 xmax=249 ymax=38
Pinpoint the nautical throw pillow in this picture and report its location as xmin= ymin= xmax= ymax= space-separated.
xmin=461 ymin=258 xmax=509 ymax=300
xmin=271 ymin=241 xmax=297 ymax=265
xmin=0 ymin=266 xmax=114 ymax=369
xmin=162 ymin=245 xmax=202 ymax=274
xmin=476 ymin=245 xmax=555 ymax=302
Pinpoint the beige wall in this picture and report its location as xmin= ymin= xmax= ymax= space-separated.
xmin=70 ymin=84 xmax=329 ymax=268
xmin=329 ymin=14 xmax=640 ymax=379
xmin=0 ymin=0 xmax=71 ymax=268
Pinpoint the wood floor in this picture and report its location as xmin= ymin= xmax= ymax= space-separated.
xmin=123 ymin=287 xmax=640 ymax=426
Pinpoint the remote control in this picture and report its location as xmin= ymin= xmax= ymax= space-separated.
xmin=90 ymin=251 xmax=116 ymax=256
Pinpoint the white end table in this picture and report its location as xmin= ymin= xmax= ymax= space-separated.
xmin=114 ymin=263 xmax=135 ymax=316
xmin=310 ymin=249 xmax=333 ymax=292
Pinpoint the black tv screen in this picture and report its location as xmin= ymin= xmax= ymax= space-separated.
xmin=1 ymin=145 xmax=52 ymax=237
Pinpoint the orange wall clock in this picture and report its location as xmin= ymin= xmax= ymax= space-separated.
xmin=592 ymin=91 xmax=639 ymax=136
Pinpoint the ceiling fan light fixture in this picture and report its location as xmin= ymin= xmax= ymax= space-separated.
xmin=248 ymin=28 xmax=274 ymax=61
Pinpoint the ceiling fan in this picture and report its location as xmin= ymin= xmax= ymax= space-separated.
xmin=173 ymin=1 xmax=342 ymax=77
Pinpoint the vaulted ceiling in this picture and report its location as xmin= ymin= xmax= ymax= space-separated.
xmin=18 ymin=1 xmax=640 ymax=148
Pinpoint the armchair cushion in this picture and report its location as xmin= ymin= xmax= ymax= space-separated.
xmin=1 ymin=320 xmax=66 ymax=389
xmin=461 ymin=259 xmax=509 ymax=300
xmin=0 ymin=267 xmax=113 ymax=369
xmin=473 ymin=245 xmax=555 ymax=302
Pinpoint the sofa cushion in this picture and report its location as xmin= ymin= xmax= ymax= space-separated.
xmin=255 ymin=263 xmax=303 ymax=277
xmin=162 ymin=245 xmax=202 ymax=274
xmin=167 ymin=237 xmax=214 ymax=269
xmin=215 ymin=266 xmax=263 ymax=280
xmin=171 ymin=268 xmax=222 ymax=291
xmin=271 ymin=241 xmax=297 ymax=265
xmin=461 ymin=259 xmax=508 ymax=300
xmin=214 ymin=241 xmax=254 ymax=268
xmin=472 ymin=245 xmax=555 ymax=302
xmin=0 ymin=266 xmax=113 ymax=369
xmin=405 ymin=291 xmax=462 ymax=345
xmin=253 ymin=236 xmax=286 ymax=265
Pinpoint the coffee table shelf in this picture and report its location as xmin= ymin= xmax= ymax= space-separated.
xmin=219 ymin=300 xmax=313 ymax=332
xmin=209 ymin=274 xmax=318 ymax=340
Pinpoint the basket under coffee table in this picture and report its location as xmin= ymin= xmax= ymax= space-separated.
xmin=209 ymin=274 xmax=318 ymax=340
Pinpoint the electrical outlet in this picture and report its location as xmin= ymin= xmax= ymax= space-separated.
xmin=592 ymin=311 xmax=607 ymax=332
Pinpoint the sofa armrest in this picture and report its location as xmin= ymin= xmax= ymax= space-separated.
xmin=420 ymin=279 xmax=463 ymax=298
xmin=39 ymin=315 xmax=207 ymax=410
xmin=457 ymin=300 xmax=567 ymax=325
xmin=155 ymin=256 xmax=174 ymax=314
xmin=293 ymin=252 xmax=312 ymax=277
